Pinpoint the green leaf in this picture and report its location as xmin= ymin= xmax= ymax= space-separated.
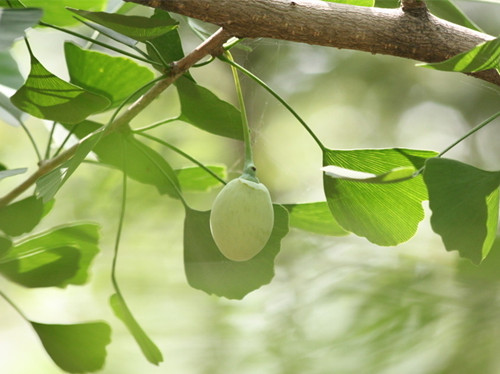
xmin=69 ymin=7 xmax=178 ymax=42
xmin=426 ymin=0 xmax=481 ymax=31
xmin=323 ymin=148 xmax=437 ymax=245
xmin=176 ymin=166 xmax=226 ymax=192
xmin=22 ymin=0 xmax=107 ymax=26
xmin=0 ymin=50 xmax=24 ymax=89
xmin=36 ymin=132 xmax=102 ymax=202
xmin=0 ymin=235 xmax=12 ymax=256
xmin=0 ymin=0 xmax=26 ymax=8
xmin=10 ymin=47 xmax=110 ymax=124
xmin=0 ymin=91 xmax=23 ymax=126
xmin=64 ymin=42 xmax=154 ymax=109
xmin=184 ymin=205 xmax=289 ymax=299
xmin=423 ymin=158 xmax=500 ymax=264
xmin=176 ymin=76 xmax=244 ymax=140
xmin=323 ymin=0 xmax=374 ymax=6
xmin=0 ymin=167 xmax=27 ymax=181
xmin=0 ymin=245 xmax=81 ymax=287
xmin=110 ymin=293 xmax=163 ymax=365
xmin=322 ymin=165 xmax=417 ymax=183
xmin=0 ymin=8 xmax=43 ymax=50
xmin=283 ymin=202 xmax=349 ymax=236
xmin=94 ymin=130 xmax=181 ymax=198
xmin=0 ymin=195 xmax=44 ymax=236
xmin=419 ymin=37 xmax=500 ymax=73
xmin=0 ymin=223 xmax=100 ymax=287
xmin=146 ymin=10 xmax=186 ymax=69
xmin=31 ymin=321 xmax=111 ymax=373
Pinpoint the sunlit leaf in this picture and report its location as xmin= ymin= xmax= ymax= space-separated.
xmin=0 ymin=195 xmax=44 ymax=236
xmin=110 ymin=293 xmax=163 ymax=365
xmin=10 ymin=47 xmax=110 ymax=124
xmin=322 ymin=165 xmax=416 ymax=183
xmin=0 ymin=8 xmax=42 ymax=50
xmin=0 ymin=51 xmax=24 ymax=89
xmin=426 ymin=0 xmax=481 ymax=31
xmin=0 ymin=167 xmax=27 ymax=181
xmin=64 ymin=42 xmax=155 ymax=109
xmin=176 ymin=165 xmax=226 ymax=192
xmin=176 ymin=76 xmax=244 ymax=140
xmin=283 ymin=201 xmax=349 ymax=236
xmin=36 ymin=132 xmax=102 ymax=202
xmin=94 ymin=130 xmax=181 ymax=198
xmin=0 ymin=245 xmax=80 ymax=287
xmin=419 ymin=37 xmax=500 ymax=73
xmin=323 ymin=148 xmax=437 ymax=245
xmin=0 ymin=91 xmax=23 ymax=126
xmin=31 ymin=321 xmax=111 ymax=373
xmin=0 ymin=223 xmax=100 ymax=287
xmin=0 ymin=0 xmax=26 ymax=8
xmin=184 ymin=205 xmax=289 ymax=299
xmin=69 ymin=7 xmax=178 ymax=42
xmin=423 ymin=157 xmax=500 ymax=264
xmin=323 ymin=0 xmax=374 ymax=6
xmin=22 ymin=0 xmax=107 ymax=26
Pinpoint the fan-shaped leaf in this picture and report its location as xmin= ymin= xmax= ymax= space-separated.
xmin=420 ymin=37 xmax=500 ymax=73
xmin=64 ymin=42 xmax=154 ymax=109
xmin=176 ymin=166 xmax=226 ymax=192
xmin=68 ymin=7 xmax=178 ymax=42
xmin=22 ymin=0 xmax=107 ymax=26
xmin=184 ymin=205 xmax=289 ymax=299
xmin=0 ymin=195 xmax=44 ymax=236
xmin=423 ymin=157 xmax=500 ymax=264
xmin=0 ymin=223 xmax=100 ymax=287
xmin=176 ymin=76 xmax=244 ymax=140
xmin=323 ymin=148 xmax=437 ymax=245
xmin=94 ymin=130 xmax=181 ymax=198
xmin=0 ymin=167 xmax=26 ymax=181
xmin=10 ymin=47 xmax=110 ymax=124
xmin=283 ymin=201 xmax=349 ymax=236
xmin=31 ymin=321 xmax=111 ymax=373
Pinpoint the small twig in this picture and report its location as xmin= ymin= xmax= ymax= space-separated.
xmin=400 ymin=0 xmax=428 ymax=17
xmin=0 ymin=28 xmax=232 ymax=209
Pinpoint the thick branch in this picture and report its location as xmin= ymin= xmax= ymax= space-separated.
xmin=127 ymin=0 xmax=500 ymax=87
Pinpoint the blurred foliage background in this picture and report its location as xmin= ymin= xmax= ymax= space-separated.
xmin=1 ymin=0 xmax=500 ymax=373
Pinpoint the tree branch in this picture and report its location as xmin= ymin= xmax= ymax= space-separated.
xmin=0 ymin=28 xmax=231 ymax=209
xmin=126 ymin=0 xmax=500 ymax=87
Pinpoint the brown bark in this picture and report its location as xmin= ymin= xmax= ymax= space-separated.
xmin=125 ymin=0 xmax=500 ymax=87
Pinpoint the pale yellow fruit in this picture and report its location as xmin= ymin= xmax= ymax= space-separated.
xmin=210 ymin=177 xmax=274 ymax=261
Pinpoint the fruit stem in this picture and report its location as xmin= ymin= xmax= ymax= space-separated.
xmin=225 ymin=51 xmax=258 ymax=182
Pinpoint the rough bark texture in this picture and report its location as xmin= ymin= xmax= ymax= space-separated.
xmin=126 ymin=0 xmax=500 ymax=87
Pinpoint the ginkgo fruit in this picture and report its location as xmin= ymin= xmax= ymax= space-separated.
xmin=210 ymin=177 xmax=274 ymax=261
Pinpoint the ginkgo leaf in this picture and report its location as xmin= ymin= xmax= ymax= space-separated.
xmin=10 ymin=46 xmax=110 ymax=124
xmin=322 ymin=165 xmax=416 ymax=184
xmin=31 ymin=321 xmax=111 ymax=373
xmin=423 ymin=157 xmax=500 ymax=264
xmin=0 ymin=195 xmax=45 ymax=236
xmin=283 ymin=202 xmax=349 ymax=236
xmin=68 ymin=7 xmax=178 ymax=42
xmin=0 ymin=223 xmax=100 ymax=287
xmin=323 ymin=148 xmax=437 ymax=245
xmin=64 ymin=42 xmax=155 ymax=108
xmin=110 ymin=293 xmax=163 ymax=365
xmin=176 ymin=165 xmax=226 ymax=192
xmin=419 ymin=37 xmax=500 ymax=73
xmin=176 ymin=76 xmax=244 ymax=140
xmin=184 ymin=205 xmax=289 ymax=299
